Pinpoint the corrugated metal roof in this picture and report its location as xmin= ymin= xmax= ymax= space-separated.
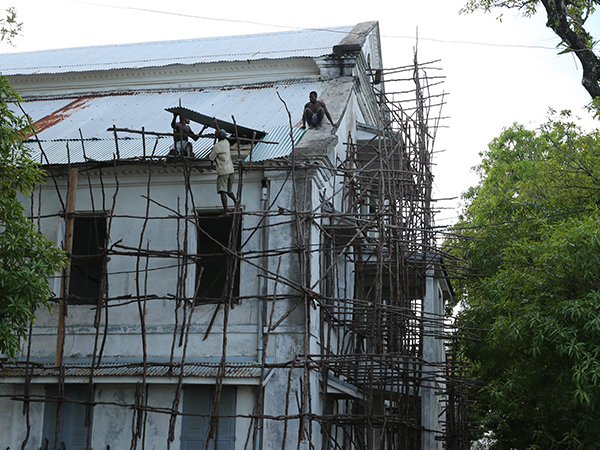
xmin=245 ymin=126 xmax=307 ymax=162
xmin=28 ymin=124 xmax=306 ymax=164
xmin=0 ymin=362 xmax=266 ymax=379
xmin=0 ymin=26 xmax=354 ymax=76
xmin=20 ymin=81 xmax=326 ymax=142
xmin=19 ymin=80 xmax=330 ymax=164
xmin=29 ymin=138 xmax=175 ymax=165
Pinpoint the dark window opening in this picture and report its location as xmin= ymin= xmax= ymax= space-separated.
xmin=68 ymin=216 xmax=107 ymax=305
xmin=196 ymin=213 xmax=240 ymax=302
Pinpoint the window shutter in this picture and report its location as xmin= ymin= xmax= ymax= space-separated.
xmin=42 ymin=385 xmax=59 ymax=449
xmin=67 ymin=385 xmax=92 ymax=450
xmin=181 ymin=386 xmax=211 ymax=450
xmin=181 ymin=386 xmax=236 ymax=450
xmin=41 ymin=385 xmax=93 ymax=450
xmin=217 ymin=387 xmax=236 ymax=445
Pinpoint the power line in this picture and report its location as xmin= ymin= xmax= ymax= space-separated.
xmin=59 ymin=0 xmax=558 ymax=51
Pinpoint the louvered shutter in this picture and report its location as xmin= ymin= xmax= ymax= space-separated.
xmin=181 ymin=386 xmax=236 ymax=450
xmin=181 ymin=386 xmax=211 ymax=450
xmin=216 ymin=387 xmax=236 ymax=450
xmin=41 ymin=385 xmax=93 ymax=450
xmin=42 ymin=385 xmax=59 ymax=449
xmin=66 ymin=385 xmax=92 ymax=450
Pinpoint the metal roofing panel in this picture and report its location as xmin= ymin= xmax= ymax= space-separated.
xmin=28 ymin=126 xmax=306 ymax=164
xmin=19 ymin=81 xmax=327 ymax=142
xmin=30 ymin=138 xmax=176 ymax=165
xmin=0 ymin=26 xmax=354 ymax=76
xmin=0 ymin=362 xmax=266 ymax=379
xmin=245 ymin=126 xmax=307 ymax=162
xmin=19 ymin=80 xmax=330 ymax=164
xmin=167 ymin=106 xmax=267 ymax=140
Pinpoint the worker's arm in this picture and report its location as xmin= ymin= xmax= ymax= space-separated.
xmin=171 ymin=113 xmax=178 ymax=129
xmin=301 ymin=104 xmax=307 ymax=129
xmin=191 ymin=124 xmax=209 ymax=141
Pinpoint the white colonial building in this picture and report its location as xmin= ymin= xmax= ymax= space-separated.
xmin=0 ymin=22 xmax=456 ymax=450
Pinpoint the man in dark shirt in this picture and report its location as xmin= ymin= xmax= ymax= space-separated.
xmin=302 ymin=91 xmax=335 ymax=130
xmin=170 ymin=112 xmax=207 ymax=157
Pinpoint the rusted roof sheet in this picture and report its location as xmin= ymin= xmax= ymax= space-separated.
xmin=0 ymin=362 xmax=266 ymax=379
xmin=0 ymin=26 xmax=354 ymax=76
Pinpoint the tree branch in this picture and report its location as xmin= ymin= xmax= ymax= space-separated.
xmin=540 ymin=0 xmax=600 ymax=99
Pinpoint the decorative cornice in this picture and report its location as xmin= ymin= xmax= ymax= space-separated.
xmin=9 ymin=58 xmax=322 ymax=96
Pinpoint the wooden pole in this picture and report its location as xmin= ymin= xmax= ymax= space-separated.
xmin=112 ymin=125 xmax=120 ymax=159
xmin=55 ymin=167 xmax=78 ymax=367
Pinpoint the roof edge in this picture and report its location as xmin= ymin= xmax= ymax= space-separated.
xmin=333 ymin=21 xmax=378 ymax=55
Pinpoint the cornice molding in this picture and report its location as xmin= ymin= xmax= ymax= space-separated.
xmin=9 ymin=58 xmax=322 ymax=96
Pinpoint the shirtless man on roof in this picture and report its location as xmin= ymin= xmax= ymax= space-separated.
xmin=302 ymin=91 xmax=335 ymax=130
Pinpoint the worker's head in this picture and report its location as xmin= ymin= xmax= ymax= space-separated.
xmin=217 ymin=129 xmax=227 ymax=140
xmin=309 ymin=91 xmax=317 ymax=103
xmin=180 ymin=115 xmax=190 ymax=124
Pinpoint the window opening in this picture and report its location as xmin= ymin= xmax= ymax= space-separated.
xmin=68 ymin=215 xmax=107 ymax=304
xmin=196 ymin=213 xmax=240 ymax=302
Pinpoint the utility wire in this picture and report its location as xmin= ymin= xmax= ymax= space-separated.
xmin=58 ymin=0 xmax=559 ymax=51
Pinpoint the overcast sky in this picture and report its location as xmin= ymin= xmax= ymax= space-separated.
xmin=2 ymin=0 xmax=598 ymax=226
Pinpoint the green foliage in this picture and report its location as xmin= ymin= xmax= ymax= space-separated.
xmin=0 ymin=7 xmax=21 ymax=45
xmin=460 ymin=0 xmax=539 ymax=18
xmin=448 ymin=112 xmax=600 ymax=449
xmin=0 ymin=75 xmax=65 ymax=360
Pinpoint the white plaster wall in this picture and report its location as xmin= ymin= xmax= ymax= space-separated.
xmin=24 ymin=168 xmax=273 ymax=363
xmin=93 ymin=384 xmax=136 ymax=448
xmin=262 ymin=369 xmax=301 ymax=450
xmin=0 ymin=384 xmax=45 ymax=449
xmin=421 ymin=273 xmax=446 ymax=450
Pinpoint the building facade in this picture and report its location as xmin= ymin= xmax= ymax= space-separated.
xmin=0 ymin=22 xmax=464 ymax=450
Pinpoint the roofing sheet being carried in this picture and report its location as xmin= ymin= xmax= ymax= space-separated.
xmin=166 ymin=106 xmax=267 ymax=140
xmin=0 ymin=26 xmax=354 ymax=76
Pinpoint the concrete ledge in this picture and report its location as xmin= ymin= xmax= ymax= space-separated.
xmin=333 ymin=22 xmax=378 ymax=55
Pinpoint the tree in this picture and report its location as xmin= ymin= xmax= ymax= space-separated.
xmin=0 ymin=9 xmax=66 ymax=360
xmin=0 ymin=7 xmax=22 ymax=45
xmin=448 ymin=111 xmax=600 ymax=449
xmin=461 ymin=0 xmax=600 ymax=107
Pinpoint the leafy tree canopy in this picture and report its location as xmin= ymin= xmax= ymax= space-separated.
xmin=448 ymin=111 xmax=600 ymax=449
xmin=462 ymin=0 xmax=600 ymax=108
xmin=0 ymin=11 xmax=65 ymax=360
